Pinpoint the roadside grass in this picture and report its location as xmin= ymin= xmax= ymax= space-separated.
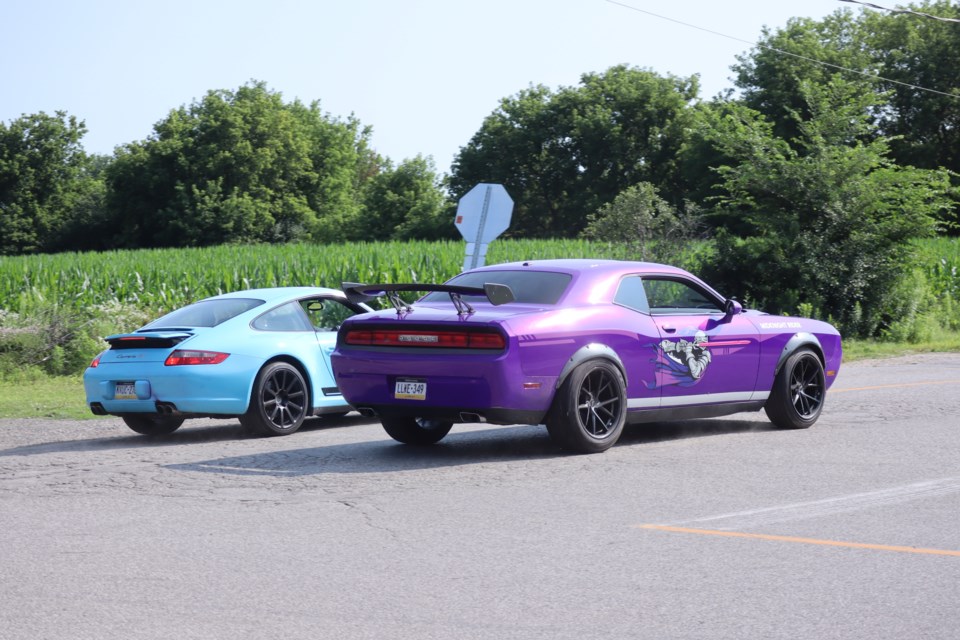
xmin=843 ymin=333 xmax=960 ymax=361
xmin=1 ymin=334 xmax=958 ymax=420
xmin=0 ymin=375 xmax=92 ymax=420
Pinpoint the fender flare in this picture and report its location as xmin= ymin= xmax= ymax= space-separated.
xmin=556 ymin=343 xmax=627 ymax=390
xmin=775 ymin=333 xmax=824 ymax=375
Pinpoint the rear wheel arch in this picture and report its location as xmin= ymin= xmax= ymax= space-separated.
xmin=555 ymin=343 xmax=627 ymax=391
xmin=244 ymin=355 xmax=313 ymax=413
xmin=240 ymin=358 xmax=313 ymax=436
xmin=546 ymin=358 xmax=628 ymax=453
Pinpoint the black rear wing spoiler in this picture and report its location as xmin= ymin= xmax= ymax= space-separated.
xmin=342 ymin=282 xmax=515 ymax=315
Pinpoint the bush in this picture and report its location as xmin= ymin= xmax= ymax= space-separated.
xmin=0 ymin=302 xmax=149 ymax=377
xmin=581 ymin=182 xmax=704 ymax=266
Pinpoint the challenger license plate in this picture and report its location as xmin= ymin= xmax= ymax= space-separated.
xmin=115 ymin=382 xmax=137 ymax=400
xmin=395 ymin=378 xmax=426 ymax=400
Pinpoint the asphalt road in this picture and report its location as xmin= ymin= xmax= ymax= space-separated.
xmin=1 ymin=353 xmax=959 ymax=640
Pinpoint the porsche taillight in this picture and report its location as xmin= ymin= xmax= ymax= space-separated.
xmin=344 ymin=329 xmax=505 ymax=350
xmin=164 ymin=350 xmax=230 ymax=366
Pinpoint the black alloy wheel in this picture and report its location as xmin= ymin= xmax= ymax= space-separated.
xmin=546 ymin=360 xmax=627 ymax=453
xmin=765 ymin=349 xmax=826 ymax=429
xmin=240 ymin=362 xmax=310 ymax=436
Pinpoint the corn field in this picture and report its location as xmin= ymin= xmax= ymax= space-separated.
xmin=0 ymin=237 xmax=955 ymax=316
xmin=0 ymin=239 xmax=637 ymax=314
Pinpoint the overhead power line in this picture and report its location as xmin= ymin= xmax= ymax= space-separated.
xmin=603 ymin=0 xmax=960 ymax=100
xmin=839 ymin=0 xmax=960 ymax=23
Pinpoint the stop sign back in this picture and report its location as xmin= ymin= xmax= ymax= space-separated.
xmin=455 ymin=183 xmax=513 ymax=270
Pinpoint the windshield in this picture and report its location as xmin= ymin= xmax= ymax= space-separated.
xmin=147 ymin=298 xmax=264 ymax=328
xmin=422 ymin=270 xmax=572 ymax=305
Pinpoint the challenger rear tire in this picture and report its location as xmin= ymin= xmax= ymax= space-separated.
xmin=380 ymin=416 xmax=453 ymax=445
xmin=546 ymin=360 xmax=626 ymax=453
xmin=240 ymin=362 xmax=309 ymax=436
xmin=764 ymin=348 xmax=825 ymax=429
xmin=122 ymin=414 xmax=185 ymax=436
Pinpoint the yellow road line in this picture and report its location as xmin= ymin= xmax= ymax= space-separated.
xmin=636 ymin=524 xmax=960 ymax=557
xmin=830 ymin=380 xmax=960 ymax=394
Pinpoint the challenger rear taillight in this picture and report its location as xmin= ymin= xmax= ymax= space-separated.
xmin=164 ymin=350 xmax=230 ymax=366
xmin=345 ymin=329 xmax=505 ymax=350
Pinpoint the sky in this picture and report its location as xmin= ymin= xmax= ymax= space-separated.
xmin=1 ymin=0 xmax=855 ymax=173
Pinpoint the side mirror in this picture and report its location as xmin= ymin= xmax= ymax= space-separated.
xmin=724 ymin=299 xmax=743 ymax=316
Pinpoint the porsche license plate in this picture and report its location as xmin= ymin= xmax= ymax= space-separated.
xmin=395 ymin=378 xmax=426 ymax=400
xmin=115 ymin=382 xmax=137 ymax=400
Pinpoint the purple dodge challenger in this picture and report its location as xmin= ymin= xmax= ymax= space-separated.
xmin=330 ymin=259 xmax=842 ymax=453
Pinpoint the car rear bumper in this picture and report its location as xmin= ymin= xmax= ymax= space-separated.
xmin=83 ymin=361 xmax=252 ymax=415
xmin=331 ymin=351 xmax=556 ymax=426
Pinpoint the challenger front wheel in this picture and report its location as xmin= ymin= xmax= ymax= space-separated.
xmin=764 ymin=348 xmax=825 ymax=429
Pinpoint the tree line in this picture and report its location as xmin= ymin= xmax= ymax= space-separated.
xmin=0 ymin=82 xmax=453 ymax=254
xmin=2 ymin=1 xmax=960 ymax=338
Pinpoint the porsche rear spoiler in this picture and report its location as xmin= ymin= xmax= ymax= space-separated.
xmin=105 ymin=331 xmax=194 ymax=349
xmin=342 ymin=282 xmax=515 ymax=315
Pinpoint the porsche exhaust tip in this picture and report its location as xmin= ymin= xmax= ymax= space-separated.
xmin=155 ymin=401 xmax=180 ymax=416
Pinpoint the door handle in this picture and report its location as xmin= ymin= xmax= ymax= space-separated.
xmin=661 ymin=325 xmax=676 ymax=334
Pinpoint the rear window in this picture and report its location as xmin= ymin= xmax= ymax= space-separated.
xmin=147 ymin=298 xmax=264 ymax=328
xmin=422 ymin=270 xmax=572 ymax=305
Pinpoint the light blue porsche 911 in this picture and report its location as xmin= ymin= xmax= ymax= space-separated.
xmin=83 ymin=287 xmax=372 ymax=437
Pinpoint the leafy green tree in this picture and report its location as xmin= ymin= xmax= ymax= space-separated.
xmin=704 ymin=77 xmax=954 ymax=337
xmin=677 ymin=99 xmax=750 ymax=212
xmin=450 ymin=65 xmax=699 ymax=238
xmin=45 ymin=154 xmax=113 ymax=252
xmin=0 ymin=111 xmax=93 ymax=255
xmin=580 ymin=182 xmax=701 ymax=264
xmin=105 ymin=81 xmax=375 ymax=248
xmin=731 ymin=11 xmax=876 ymax=144
xmin=360 ymin=155 xmax=452 ymax=240
xmin=732 ymin=2 xmax=960 ymax=232
xmin=860 ymin=1 xmax=960 ymax=174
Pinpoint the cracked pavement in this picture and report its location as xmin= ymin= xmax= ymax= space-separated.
xmin=2 ymin=354 xmax=960 ymax=640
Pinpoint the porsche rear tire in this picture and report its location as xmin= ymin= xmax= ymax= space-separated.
xmin=240 ymin=362 xmax=309 ymax=436
xmin=380 ymin=416 xmax=453 ymax=445
xmin=122 ymin=414 xmax=185 ymax=436
xmin=764 ymin=348 xmax=825 ymax=429
xmin=546 ymin=360 xmax=627 ymax=453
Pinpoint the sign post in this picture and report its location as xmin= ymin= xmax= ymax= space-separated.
xmin=454 ymin=183 xmax=513 ymax=271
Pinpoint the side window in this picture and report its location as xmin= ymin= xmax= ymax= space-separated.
xmin=614 ymin=276 xmax=650 ymax=313
xmin=643 ymin=278 xmax=723 ymax=314
xmin=252 ymin=302 xmax=313 ymax=332
xmin=300 ymin=298 xmax=358 ymax=331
